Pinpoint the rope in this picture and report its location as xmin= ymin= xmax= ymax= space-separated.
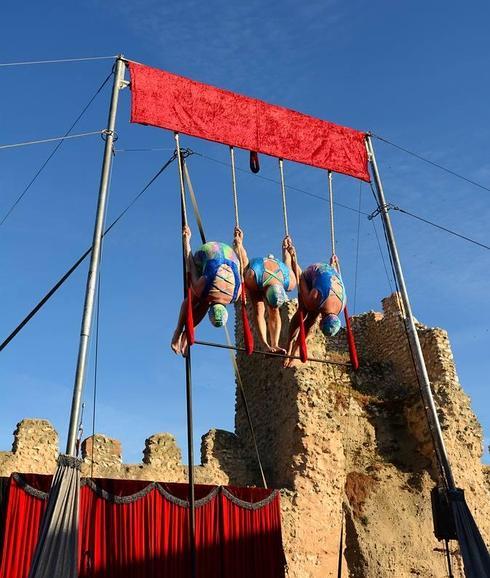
xmin=371 ymin=218 xmax=394 ymax=295
xmin=328 ymin=171 xmax=336 ymax=256
xmin=194 ymin=339 xmax=351 ymax=366
xmin=230 ymin=147 xmax=240 ymax=228
xmin=179 ymin=156 xmax=268 ymax=488
xmin=353 ymin=183 xmax=363 ymax=313
xmin=0 ymin=153 xmax=178 ymax=353
xmin=183 ymin=160 xmax=206 ymax=245
xmin=174 ymin=134 xmax=188 ymax=228
xmin=223 ymin=326 xmax=267 ymax=488
xmin=393 ymin=206 xmax=490 ymax=251
xmin=0 ymin=55 xmax=118 ymax=67
xmin=0 ymin=130 xmax=105 ymax=150
xmin=278 ymin=159 xmax=289 ymax=237
xmin=228 ymin=146 xmax=254 ymax=355
xmin=0 ymin=69 xmax=113 ymax=228
xmin=369 ymin=183 xmax=449 ymax=488
xmin=327 ymin=172 xmax=359 ymax=369
xmin=373 ymin=133 xmax=490 ymax=194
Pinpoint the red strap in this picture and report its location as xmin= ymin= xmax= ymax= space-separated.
xmin=185 ymin=281 xmax=195 ymax=346
xmin=298 ymin=308 xmax=308 ymax=363
xmin=344 ymin=307 xmax=358 ymax=370
xmin=241 ymin=286 xmax=254 ymax=355
xmin=250 ymin=151 xmax=260 ymax=173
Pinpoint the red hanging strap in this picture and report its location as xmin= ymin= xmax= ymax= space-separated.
xmin=343 ymin=307 xmax=358 ymax=370
xmin=250 ymin=151 xmax=260 ymax=173
xmin=241 ymin=286 xmax=254 ymax=355
xmin=185 ymin=276 xmax=195 ymax=346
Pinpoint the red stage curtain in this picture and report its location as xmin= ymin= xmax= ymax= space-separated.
xmin=0 ymin=476 xmax=48 ymax=578
xmin=128 ymin=62 xmax=370 ymax=182
xmin=220 ymin=488 xmax=286 ymax=578
xmin=0 ymin=475 xmax=285 ymax=578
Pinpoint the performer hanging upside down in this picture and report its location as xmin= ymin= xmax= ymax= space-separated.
xmin=284 ymin=255 xmax=346 ymax=367
xmin=171 ymin=226 xmax=241 ymax=355
xmin=234 ymin=229 xmax=297 ymax=354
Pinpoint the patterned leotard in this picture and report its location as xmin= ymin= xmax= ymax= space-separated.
xmin=302 ymin=263 xmax=346 ymax=308
xmin=193 ymin=242 xmax=241 ymax=303
xmin=248 ymin=257 xmax=291 ymax=291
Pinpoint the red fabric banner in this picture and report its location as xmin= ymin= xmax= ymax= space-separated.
xmin=0 ymin=475 xmax=285 ymax=578
xmin=128 ymin=62 xmax=370 ymax=181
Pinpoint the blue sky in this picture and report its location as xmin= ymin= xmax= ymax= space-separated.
xmin=1 ymin=1 xmax=489 ymax=468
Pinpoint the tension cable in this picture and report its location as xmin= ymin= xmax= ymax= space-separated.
xmin=0 ymin=68 xmax=114 ymax=228
xmin=0 ymin=152 xmax=178 ymax=353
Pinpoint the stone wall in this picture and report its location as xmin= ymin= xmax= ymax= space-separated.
xmin=1 ymin=293 xmax=489 ymax=578
xmin=0 ymin=424 xmax=250 ymax=486
xmin=233 ymin=293 xmax=490 ymax=577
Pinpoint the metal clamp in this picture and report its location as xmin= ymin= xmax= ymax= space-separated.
xmin=368 ymin=202 xmax=398 ymax=220
xmin=101 ymin=129 xmax=119 ymax=143
xmin=178 ymin=147 xmax=194 ymax=159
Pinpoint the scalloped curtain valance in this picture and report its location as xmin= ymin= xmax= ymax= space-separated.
xmin=0 ymin=474 xmax=285 ymax=578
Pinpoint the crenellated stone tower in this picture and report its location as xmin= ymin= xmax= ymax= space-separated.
xmin=1 ymin=293 xmax=489 ymax=577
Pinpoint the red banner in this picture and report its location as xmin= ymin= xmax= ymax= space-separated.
xmin=128 ymin=62 xmax=370 ymax=181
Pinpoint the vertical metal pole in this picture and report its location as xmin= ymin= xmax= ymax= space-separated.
xmin=174 ymin=132 xmax=197 ymax=578
xmin=66 ymin=56 xmax=125 ymax=456
xmin=366 ymin=135 xmax=456 ymax=490
xmin=278 ymin=158 xmax=289 ymax=237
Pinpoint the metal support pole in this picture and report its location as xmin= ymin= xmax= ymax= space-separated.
xmin=366 ymin=135 xmax=456 ymax=490
xmin=174 ymin=133 xmax=197 ymax=578
xmin=66 ymin=56 xmax=125 ymax=456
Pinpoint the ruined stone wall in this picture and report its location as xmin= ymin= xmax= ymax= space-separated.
xmin=0 ymin=424 xmax=251 ymax=486
xmin=1 ymin=293 xmax=489 ymax=578
xmin=233 ymin=293 xmax=490 ymax=578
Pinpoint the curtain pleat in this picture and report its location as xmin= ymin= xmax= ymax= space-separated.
xmin=0 ymin=475 xmax=285 ymax=578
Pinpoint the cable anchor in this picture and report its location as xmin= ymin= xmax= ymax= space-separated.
xmin=368 ymin=202 xmax=398 ymax=220
xmin=178 ymin=147 xmax=194 ymax=159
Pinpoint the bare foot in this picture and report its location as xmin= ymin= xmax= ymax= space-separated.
xmin=270 ymin=345 xmax=287 ymax=355
xmin=180 ymin=333 xmax=189 ymax=357
xmin=284 ymin=356 xmax=300 ymax=368
xmin=171 ymin=332 xmax=183 ymax=355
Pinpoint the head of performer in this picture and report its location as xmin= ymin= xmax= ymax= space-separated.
xmin=265 ymin=284 xmax=287 ymax=308
xmin=320 ymin=313 xmax=341 ymax=337
xmin=208 ymin=303 xmax=228 ymax=327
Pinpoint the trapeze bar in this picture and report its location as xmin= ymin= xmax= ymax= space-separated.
xmin=193 ymin=340 xmax=351 ymax=367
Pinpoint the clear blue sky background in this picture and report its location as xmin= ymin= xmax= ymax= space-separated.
xmin=1 ymin=1 xmax=489 ymax=468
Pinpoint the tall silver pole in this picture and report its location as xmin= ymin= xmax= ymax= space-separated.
xmin=366 ymin=135 xmax=456 ymax=490
xmin=66 ymin=56 xmax=126 ymax=456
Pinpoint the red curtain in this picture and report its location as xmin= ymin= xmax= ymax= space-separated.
xmin=128 ymin=62 xmax=370 ymax=182
xmin=0 ymin=475 xmax=285 ymax=578
xmin=0 ymin=476 xmax=49 ymax=578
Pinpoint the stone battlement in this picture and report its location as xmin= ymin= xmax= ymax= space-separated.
xmin=2 ymin=293 xmax=489 ymax=578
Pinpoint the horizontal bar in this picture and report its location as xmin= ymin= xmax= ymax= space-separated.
xmin=194 ymin=340 xmax=351 ymax=367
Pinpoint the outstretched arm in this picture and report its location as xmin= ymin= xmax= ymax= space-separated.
xmin=182 ymin=226 xmax=201 ymax=286
xmin=233 ymin=227 xmax=249 ymax=269
xmin=284 ymin=237 xmax=302 ymax=283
